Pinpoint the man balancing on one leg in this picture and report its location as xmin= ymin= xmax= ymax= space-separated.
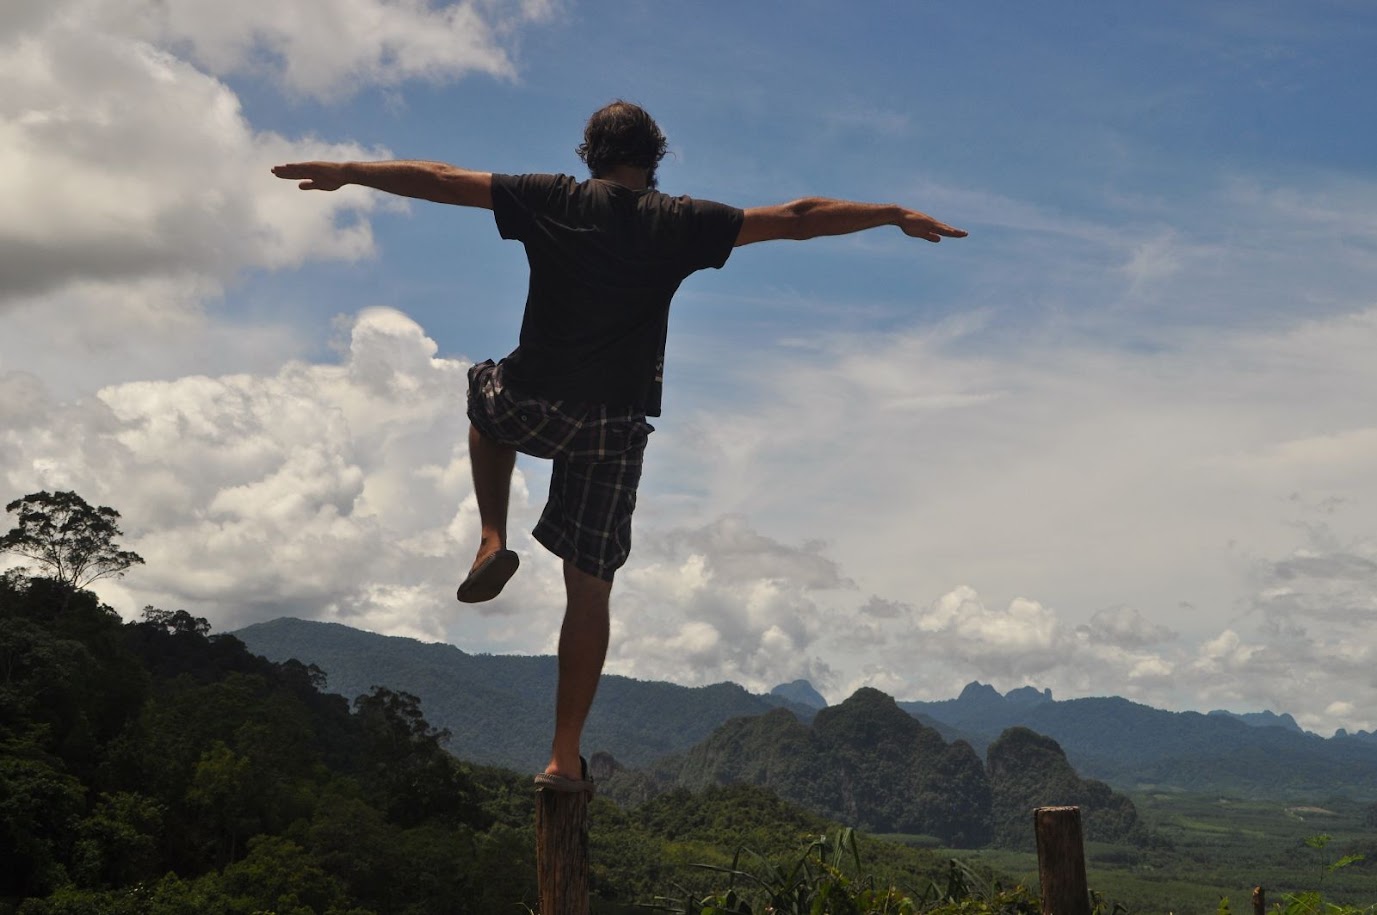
xmin=272 ymin=100 xmax=966 ymax=793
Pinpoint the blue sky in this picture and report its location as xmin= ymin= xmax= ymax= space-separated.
xmin=4 ymin=0 xmax=1377 ymax=734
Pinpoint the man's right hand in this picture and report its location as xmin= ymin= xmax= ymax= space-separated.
xmin=272 ymin=162 xmax=347 ymax=191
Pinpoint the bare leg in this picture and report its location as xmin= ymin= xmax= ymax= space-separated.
xmin=545 ymin=561 xmax=611 ymax=778
xmin=468 ymin=423 xmax=516 ymax=572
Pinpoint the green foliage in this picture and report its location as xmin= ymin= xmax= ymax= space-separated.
xmin=1271 ymin=891 xmax=1377 ymax=915
xmin=644 ymin=830 xmax=1038 ymax=915
xmin=218 ymin=834 xmax=355 ymax=914
xmin=0 ymin=746 xmax=86 ymax=897
xmin=1260 ymin=834 xmax=1377 ymax=914
xmin=69 ymin=791 xmax=165 ymax=888
xmin=187 ymin=741 xmax=260 ymax=867
xmin=0 ymin=554 xmax=536 ymax=914
xmin=352 ymin=686 xmax=484 ymax=829
xmin=141 ymin=607 xmax=211 ymax=637
xmin=579 ymin=781 xmax=973 ymax=912
xmin=1303 ymin=832 xmax=1366 ymax=870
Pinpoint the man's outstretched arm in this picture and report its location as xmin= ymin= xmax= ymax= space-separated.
xmin=735 ymin=198 xmax=966 ymax=246
xmin=271 ymin=160 xmax=493 ymax=208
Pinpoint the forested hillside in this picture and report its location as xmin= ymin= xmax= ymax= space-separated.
xmin=236 ymin=617 xmax=816 ymax=772
xmin=239 ymin=619 xmax=1150 ymax=852
xmin=0 ymin=572 xmax=541 ymax=913
xmin=603 ymin=688 xmax=1146 ymax=852
xmin=986 ymin=728 xmax=1145 ymax=849
xmin=617 ymin=690 xmax=990 ymax=847
xmin=2 ymin=569 xmax=968 ymax=914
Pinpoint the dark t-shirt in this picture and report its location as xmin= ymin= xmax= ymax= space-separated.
xmin=491 ymin=173 xmax=743 ymax=416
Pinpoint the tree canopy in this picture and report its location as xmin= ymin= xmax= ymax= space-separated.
xmin=1 ymin=490 xmax=144 ymax=591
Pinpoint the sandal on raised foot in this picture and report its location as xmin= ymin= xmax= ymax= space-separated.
xmin=456 ymin=549 xmax=519 ymax=603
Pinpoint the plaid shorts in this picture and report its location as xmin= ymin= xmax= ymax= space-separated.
xmin=466 ymin=360 xmax=653 ymax=582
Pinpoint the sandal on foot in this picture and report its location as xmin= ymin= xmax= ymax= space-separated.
xmin=533 ymin=756 xmax=595 ymax=796
xmin=456 ymin=549 xmax=519 ymax=603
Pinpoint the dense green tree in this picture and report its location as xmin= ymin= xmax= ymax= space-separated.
xmin=297 ymin=787 xmax=396 ymax=906
xmin=0 ymin=615 xmax=92 ymax=740
xmin=0 ymin=748 xmax=86 ymax=897
xmin=354 ymin=687 xmax=484 ymax=829
xmin=15 ymin=885 xmax=147 ymax=915
xmin=141 ymin=607 xmax=211 ymax=637
xmin=466 ymin=822 xmax=537 ymax=911
xmin=0 ymin=577 xmax=147 ymax=764
xmin=218 ymin=834 xmax=360 ymax=915
xmin=187 ymin=741 xmax=262 ymax=867
xmin=1 ymin=571 xmax=155 ymax=901
xmin=138 ymin=873 xmax=232 ymax=915
xmin=69 ymin=791 xmax=165 ymax=889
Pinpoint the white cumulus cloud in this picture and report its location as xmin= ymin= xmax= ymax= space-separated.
xmin=0 ymin=8 xmax=384 ymax=307
xmin=2 ymin=309 xmax=482 ymax=641
xmin=127 ymin=0 xmax=553 ymax=100
xmin=605 ymin=518 xmax=846 ymax=692
xmin=0 ymin=0 xmax=555 ymax=393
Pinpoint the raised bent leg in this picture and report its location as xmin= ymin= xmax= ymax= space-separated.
xmin=468 ymin=422 xmax=516 ymax=571
xmin=545 ymin=561 xmax=611 ymax=779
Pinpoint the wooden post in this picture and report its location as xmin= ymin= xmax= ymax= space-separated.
xmin=1034 ymin=806 xmax=1091 ymax=915
xmin=535 ymin=787 xmax=590 ymax=915
xmin=1252 ymin=885 xmax=1265 ymax=915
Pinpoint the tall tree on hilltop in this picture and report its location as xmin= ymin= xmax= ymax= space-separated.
xmin=1 ymin=491 xmax=144 ymax=593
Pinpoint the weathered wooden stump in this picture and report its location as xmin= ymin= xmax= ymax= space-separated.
xmin=1034 ymin=806 xmax=1091 ymax=915
xmin=535 ymin=787 xmax=590 ymax=915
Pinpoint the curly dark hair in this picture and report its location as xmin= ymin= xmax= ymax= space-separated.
xmin=576 ymin=100 xmax=668 ymax=189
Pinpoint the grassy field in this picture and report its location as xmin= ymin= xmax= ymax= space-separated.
xmin=911 ymin=792 xmax=1376 ymax=913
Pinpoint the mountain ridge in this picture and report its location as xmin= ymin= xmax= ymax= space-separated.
xmin=234 ymin=619 xmax=1377 ymax=799
xmin=596 ymin=689 xmax=1146 ymax=850
xmin=902 ymin=681 xmax=1377 ymax=799
xmin=235 ymin=617 xmax=819 ymax=772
